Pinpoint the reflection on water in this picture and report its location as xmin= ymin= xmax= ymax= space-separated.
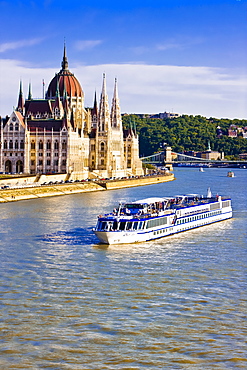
xmin=0 ymin=168 xmax=246 ymax=369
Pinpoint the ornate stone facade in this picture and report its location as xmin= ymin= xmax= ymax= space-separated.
xmin=0 ymin=46 xmax=143 ymax=179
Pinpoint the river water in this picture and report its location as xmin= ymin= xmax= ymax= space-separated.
xmin=0 ymin=168 xmax=246 ymax=369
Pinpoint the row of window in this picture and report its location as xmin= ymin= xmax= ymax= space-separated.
xmin=97 ymin=216 xmax=168 ymax=232
xmin=176 ymin=210 xmax=221 ymax=225
xmin=8 ymin=123 xmax=19 ymax=131
xmin=31 ymin=160 xmax=66 ymax=167
xmin=33 ymin=152 xmax=66 ymax=157
xmin=3 ymin=153 xmax=24 ymax=157
xmin=3 ymin=140 xmax=24 ymax=149
xmin=222 ymin=200 xmax=231 ymax=208
xmin=97 ymin=211 xmax=222 ymax=232
xmin=146 ymin=217 xmax=168 ymax=229
xmin=31 ymin=140 xmax=67 ymax=150
xmin=3 ymin=139 xmax=67 ymax=151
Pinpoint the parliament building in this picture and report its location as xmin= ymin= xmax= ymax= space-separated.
xmin=0 ymin=46 xmax=143 ymax=179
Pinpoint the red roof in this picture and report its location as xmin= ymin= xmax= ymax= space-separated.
xmin=46 ymin=70 xmax=83 ymax=99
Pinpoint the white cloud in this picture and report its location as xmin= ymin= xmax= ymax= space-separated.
xmin=0 ymin=59 xmax=246 ymax=119
xmin=74 ymin=40 xmax=103 ymax=51
xmin=0 ymin=38 xmax=43 ymax=53
xmin=156 ymin=36 xmax=205 ymax=51
xmin=156 ymin=42 xmax=182 ymax=51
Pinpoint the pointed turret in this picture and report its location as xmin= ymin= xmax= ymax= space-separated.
xmin=98 ymin=73 xmax=110 ymax=133
xmin=53 ymin=77 xmax=64 ymax=118
xmin=61 ymin=42 xmax=69 ymax=71
xmin=111 ymin=77 xmax=122 ymax=130
xmin=55 ymin=77 xmax=60 ymax=101
xmin=28 ymin=82 xmax=32 ymax=100
xmin=17 ymin=80 xmax=24 ymax=114
xmin=91 ymin=91 xmax=98 ymax=129
xmin=62 ymin=84 xmax=70 ymax=122
xmin=93 ymin=91 xmax=98 ymax=113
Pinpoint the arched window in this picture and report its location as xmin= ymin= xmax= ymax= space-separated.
xmin=9 ymin=140 xmax=13 ymax=149
xmin=100 ymin=142 xmax=105 ymax=152
xmin=9 ymin=123 xmax=13 ymax=131
xmin=31 ymin=141 xmax=35 ymax=150
xmin=127 ymin=145 xmax=132 ymax=167
xmin=16 ymin=160 xmax=23 ymax=173
xmin=15 ymin=140 xmax=18 ymax=149
xmin=3 ymin=140 xmax=7 ymax=149
xmin=54 ymin=140 xmax=59 ymax=150
xmin=20 ymin=140 xmax=24 ymax=149
xmin=5 ymin=160 xmax=12 ymax=173
xmin=46 ymin=141 xmax=51 ymax=150
xmin=15 ymin=123 xmax=19 ymax=131
xmin=39 ymin=140 xmax=43 ymax=150
xmin=62 ymin=140 xmax=66 ymax=150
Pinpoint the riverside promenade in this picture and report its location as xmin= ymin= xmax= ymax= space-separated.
xmin=0 ymin=173 xmax=175 ymax=203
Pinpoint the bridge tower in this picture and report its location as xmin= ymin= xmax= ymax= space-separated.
xmin=165 ymin=146 xmax=173 ymax=170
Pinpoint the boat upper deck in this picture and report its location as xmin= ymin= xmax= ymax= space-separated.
xmin=99 ymin=193 xmax=230 ymax=221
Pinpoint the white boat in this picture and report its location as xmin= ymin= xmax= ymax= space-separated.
xmin=227 ymin=171 xmax=235 ymax=177
xmin=199 ymin=167 xmax=204 ymax=172
xmin=93 ymin=189 xmax=232 ymax=245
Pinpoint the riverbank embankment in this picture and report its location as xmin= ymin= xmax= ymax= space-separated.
xmin=0 ymin=173 xmax=175 ymax=203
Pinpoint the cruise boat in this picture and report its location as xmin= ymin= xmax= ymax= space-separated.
xmin=93 ymin=189 xmax=232 ymax=245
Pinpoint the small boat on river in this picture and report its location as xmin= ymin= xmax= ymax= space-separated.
xmin=227 ymin=171 xmax=235 ymax=177
xmin=93 ymin=189 xmax=232 ymax=245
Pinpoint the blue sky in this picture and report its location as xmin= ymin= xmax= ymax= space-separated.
xmin=0 ymin=0 xmax=247 ymax=118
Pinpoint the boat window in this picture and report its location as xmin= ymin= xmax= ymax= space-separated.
xmin=133 ymin=221 xmax=139 ymax=230
xmin=138 ymin=222 xmax=143 ymax=230
xmin=113 ymin=221 xmax=118 ymax=230
xmin=99 ymin=221 xmax=107 ymax=230
xmin=126 ymin=222 xmax=132 ymax=230
xmin=124 ymin=203 xmax=144 ymax=209
xmin=119 ymin=222 xmax=126 ymax=231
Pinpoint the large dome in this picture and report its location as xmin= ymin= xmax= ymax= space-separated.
xmin=46 ymin=46 xmax=84 ymax=99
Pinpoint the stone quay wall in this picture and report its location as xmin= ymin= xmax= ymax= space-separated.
xmin=0 ymin=173 xmax=175 ymax=203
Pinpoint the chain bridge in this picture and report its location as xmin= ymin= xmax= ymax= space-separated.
xmin=140 ymin=151 xmax=247 ymax=166
xmin=141 ymin=151 xmax=212 ymax=164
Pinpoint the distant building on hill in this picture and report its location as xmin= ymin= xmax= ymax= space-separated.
xmin=150 ymin=112 xmax=181 ymax=119
xmin=227 ymin=124 xmax=247 ymax=138
xmin=122 ymin=111 xmax=181 ymax=119
xmin=184 ymin=150 xmax=223 ymax=160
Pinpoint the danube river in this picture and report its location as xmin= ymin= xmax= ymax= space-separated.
xmin=0 ymin=168 xmax=246 ymax=369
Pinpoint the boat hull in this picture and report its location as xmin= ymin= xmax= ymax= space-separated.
xmin=93 ymin=210 xmax=232 ymax=245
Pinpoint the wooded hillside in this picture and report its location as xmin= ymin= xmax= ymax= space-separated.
xmin=122 ymin=115 xmax=247 ymax=159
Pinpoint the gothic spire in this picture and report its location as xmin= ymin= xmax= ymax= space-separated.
xmin=93 ymin=90 xmax=97 ymax=110
xmin=113 ymin=77 xmax=119 ymax=100
xmin=101 ymin=73 xmax=107 ymax=98
xmin=98 ymin=73 xmax=110 ymax=133
xmin=54 ymin=76 xmax=62 ymax=113
xmin=63 ymin=83 xmax=69 ymax=115
xmin=17 ymin=80 xmax=24 ymax=113
xmin=91 ymin=90 xmax=98 ymax=118
xmin=28 ymin=82 xmax=32 ymax=100
xmin=111 ymin=77 xmax=122 ymax=130
xmin=61 ymin=42 xmax=69 ymax=70
xmin=56 ymin=76 xmax=60 ymax=98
